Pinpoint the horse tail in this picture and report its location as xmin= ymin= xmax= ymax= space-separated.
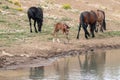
xmin=77 ymin=14 xmax=83 ymax=39
xmin=77 ymin=21 xmax=82 ymax=39
xmin=102 ymin=11 xmax=106 ymax=30
xmin=80 ymin=13 xmax=89 ymax=36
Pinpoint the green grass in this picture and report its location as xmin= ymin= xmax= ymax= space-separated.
xmin=105 ymin=31 xmax=120 ymax=36
xmin=2 ymin=5 xmax=10 ymax=9
xmin=97 ymin=31 xmax=120 ymax=38
xmin=0 ymin=19 xmax=6 ymax=23
xmin=60 ymin=17 xmax=72 ymax=21
xmin=0 ymin=31 xmax=36 ymax=46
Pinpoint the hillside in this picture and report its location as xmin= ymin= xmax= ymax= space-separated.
xmin=0 ymin=0 xmax=120 ymax=68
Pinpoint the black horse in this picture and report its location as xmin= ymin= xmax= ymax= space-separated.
xmin=77 ymin=11 xmax=97 ymax=39
xmin=27 ymin=7 xmax=43 ymax=33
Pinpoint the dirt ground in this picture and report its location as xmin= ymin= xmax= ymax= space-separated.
xmin=0 ymin=0 xmax=120 ymax=69
xmin=0 ymin=36 xmax=120 ymax=69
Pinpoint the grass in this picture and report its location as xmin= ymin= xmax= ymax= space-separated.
xmin=2 ymin=5 xmax=10 ymax=9
xmin=105 ymin=31 xmax=120 ymax=37
xmin=97 ymin=31 xmax=120 ymax=38
xmin=0 ymin=19 xmax=6 ymax=23
xmin=60 ymin=17 xmax=72 ymax=21
xmin=0 ymin=0 xmax=120 ymax=47
xmin=0 ymin=31 xmax=36 ymax=46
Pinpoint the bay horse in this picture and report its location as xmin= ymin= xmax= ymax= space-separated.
xmin=92 ymin=9 xmax=106 ymax=32
xmin=53 ymin=22 xmax=70 ymax=43
xmin=77 ymin=11 xmax=97 ymax=39
xmin=27 ymin=7 xmax=43 ymax=33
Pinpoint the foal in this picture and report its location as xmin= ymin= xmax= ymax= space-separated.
xmin=53 ymin=22 xmax=70 ymax=43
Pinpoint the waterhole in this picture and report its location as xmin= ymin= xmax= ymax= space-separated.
xmin=0 ymin=49 xmax=120 ymax=80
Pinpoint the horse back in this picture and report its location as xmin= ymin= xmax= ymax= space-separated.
xmin=54 ymin=23 xmax=70 ymax=33
xmin=80 ymin=11 xmax=90 ymax=24
xmin=92 ymin=10 xmax=104 ymax=22
xmin=27 ymin=7 xmax=43 ymax=20
xmin=89 ymin=11 xmax=97 ymax=24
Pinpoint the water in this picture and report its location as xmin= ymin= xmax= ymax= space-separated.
xmin=0 ymin=49 xmax=120 ymax=80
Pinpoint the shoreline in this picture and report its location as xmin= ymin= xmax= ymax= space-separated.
xmin=0 ymin=41 xmax=120 ymax=69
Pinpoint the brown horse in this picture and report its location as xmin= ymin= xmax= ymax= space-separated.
xmin=53 ymin=22 xmax=70 ymax=43
xmin=92 ymin=9 xmax=106 ymax=32
xmin=77 ymin=11 xmax=97 ymax=39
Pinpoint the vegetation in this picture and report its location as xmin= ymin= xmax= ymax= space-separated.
xmin=97 ymin=31 xmax=120 ymax=39
xmin=0 ymin=0 xmax=120 ymax=47
xmin=14 ymin=7 xmax=23 ymax=11
xmin=105 ymin=31 xmax=120 ymax=37
xmin=14 ymin=1 xmax=21 ymax=7
xmin=2 ymin=5 xmax=10 ymax=9
xmin=62 ymin=4 xmax=71 ymax=10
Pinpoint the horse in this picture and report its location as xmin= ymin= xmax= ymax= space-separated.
xmin=77 ymin=11 xmax=97 ymax=39
xmin=27 ymin=6 xmax=43 ymax=33
xmin=92 ymin=9 xmax=106 ymax=32
xmin=52 ymin=22 xmax=70 ymax=43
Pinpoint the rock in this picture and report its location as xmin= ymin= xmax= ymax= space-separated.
xmin=1 ymin=51 xmax=13 ymax=57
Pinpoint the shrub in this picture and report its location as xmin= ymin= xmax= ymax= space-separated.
xmin=7 ymin=0 xmax=21 ymax=7
xmin=14 ymin=1 xmax=21 ymax=7
xmin=62 ymin=4 xmax=71 ymax=10
xmin=7 ymin=0 xmax=13 ymax=3
xmin=15 ymin=8 xmax=23 ymax=11
xmin=2 ymin=5 xmax=10 ymax=9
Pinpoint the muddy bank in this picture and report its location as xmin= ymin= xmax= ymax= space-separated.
xmin=0 ymin=43 xmax=120 ymax=69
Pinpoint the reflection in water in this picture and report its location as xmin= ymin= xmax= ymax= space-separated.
xmin=42 ymin=51 xmax=106 ymax=80
xmin=0 ymin=49 xmax=120 ymax=80
xmin=54 ymin=58 xmax=70 ymax=80
xmin=79 ymin=52 xmax=106 ymax=80
xmin=29 ymin=66 xmax=44 ymax=80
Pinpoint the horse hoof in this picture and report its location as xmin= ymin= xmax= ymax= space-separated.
xmin=30 ymin=30 xmax=32 ymax=33
xmin=85 ymin=37 xmax=88 ymax=39
xmin=35 ymin=31 xmax=38 ymax=33
xmin=76 ymin=37 xmax=79 ymax=39
xmin=92 ymin=36 xmax=95 ymax=38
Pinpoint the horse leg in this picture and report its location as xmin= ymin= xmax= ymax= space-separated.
xmin=95 ymin=22 xmax=99 ymax=33
xmin=29 ymin=18 xmax=32 ymax=33
xmin=65 ymin=34 xmax=69 ymax=43
xmin=39 ymin=22 xmax=43 ymax=32
xmin=95 ymin=27 xmax=98 ymax=33
xmin=86 ymin=24 xmax=90 ymax=37
xmin=83 ymin=24 xmax=90 ymax=39
xmin=52 ymin=31 xmax=60 ymax=43
xmin=103 ymin=18 xmax=106 ymax=30
xmin=52 ymin=31 xmax=56 ymax=43
xmin=37 ymin=20 xmax=42 ymax=32
xmin=77 ymin=23 xmax=81 ymax=39
xmin=90 ymin=24 xmax=95 ymax=38
xmin=100 ymin=22 xmax=103 ymax=32
xmin=34 ymin=20 xmax=38 ymax=33
xmin=56 ymin=32 xmax=61 ymax=43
